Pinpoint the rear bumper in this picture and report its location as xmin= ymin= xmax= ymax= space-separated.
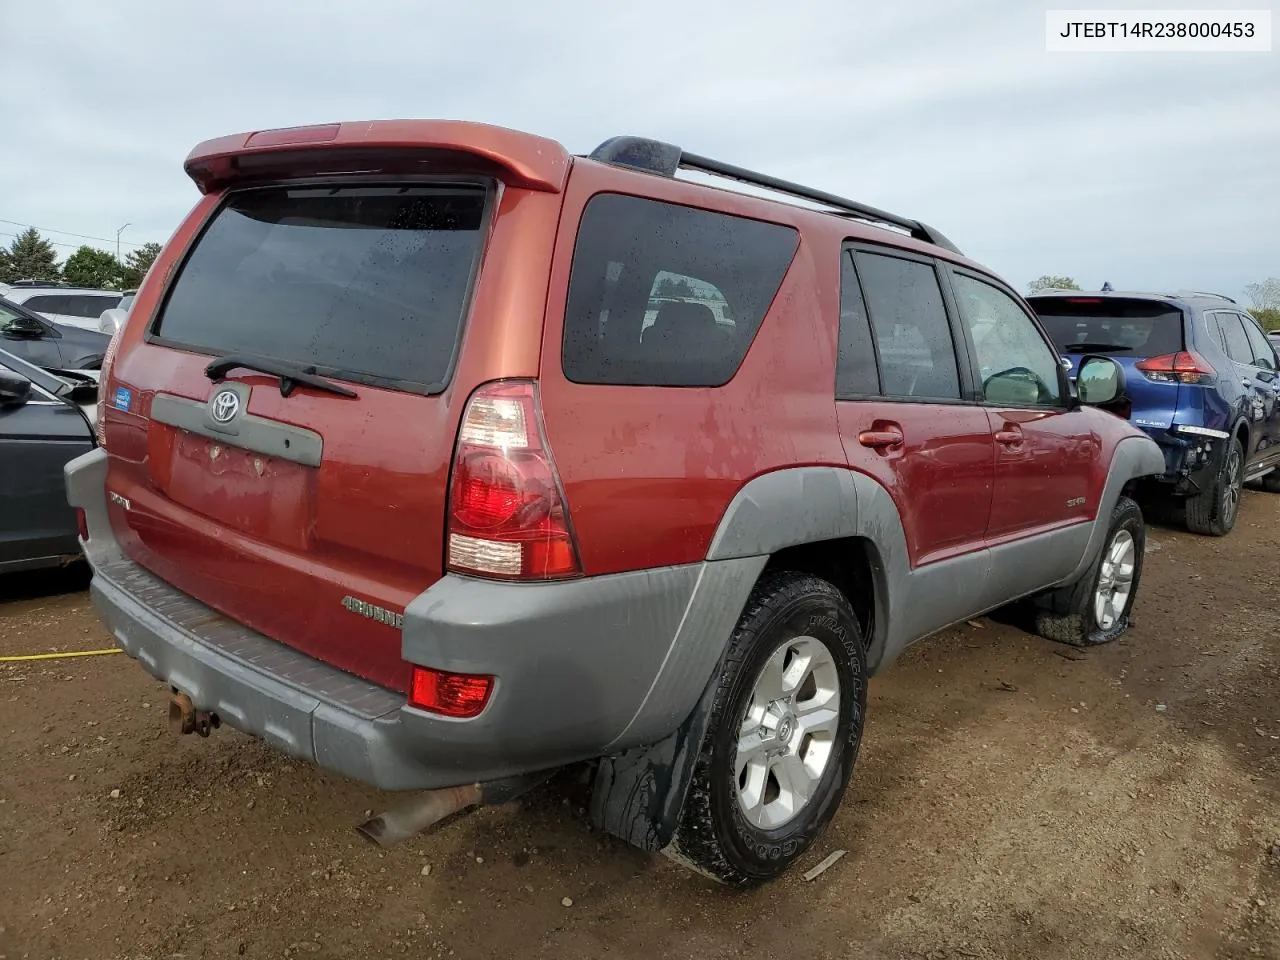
xmin=65 ymin=448 xmax=761 ymax=791
xmin=1142 ymin=426 xmax=1225 ymax=496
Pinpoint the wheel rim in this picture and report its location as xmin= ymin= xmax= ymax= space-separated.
xmin=1093 ymin=528 xmax=1136 ymax=630
xmin=1222 ymin=446 xmax=1242 ymax=526
xmin=734 ymin=635 xmax=840 ymax=830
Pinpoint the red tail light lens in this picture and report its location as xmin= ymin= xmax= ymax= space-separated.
xmin=409 ymin=666 xmax=494 ymax=718
xmin=446 ymin=380 xmax=582 ymax=580
xmin=1135 ymin=351 xmax=1216 ymax=385
xmin=75 ymin=509 xmax=88 ymax=542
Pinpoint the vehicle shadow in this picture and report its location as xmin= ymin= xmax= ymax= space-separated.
xmin=0 ymin=561 xmax=90 ymax=604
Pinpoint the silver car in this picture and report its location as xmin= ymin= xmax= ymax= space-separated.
xmin=3 ymin=284 xmax=124 ymax=333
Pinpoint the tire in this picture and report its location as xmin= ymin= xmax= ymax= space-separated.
xmin=1035 ymin=496 xmax=1145 ymax=648
xmin=1184 ymin=436 xmax=1244 ymax=536
xmin=1256 ymin=468 xmax=1280 ymax=494
xmin=665 ymin=571 xmax=867 ymax=886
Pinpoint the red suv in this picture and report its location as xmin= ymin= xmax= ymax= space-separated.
xmin=66 ymin=121 xmax=1164 ymax=885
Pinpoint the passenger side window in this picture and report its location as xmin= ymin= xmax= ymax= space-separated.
xmin=951 ymin=272 xmax=1062 ymax=406
xmin=562 ymin=194 xmax=799 ymax=387
xmin=21 ymin=295 xmax=67 ymax=314
xmin=854 ymin=251 xmax=960 ymax=400
xmin=66 ymin=295 xmax=120 ymax=318
xmin=1215 ymin=312 xmax=1255 ymax=365
xmin=836 ymin=250 xmax=880 ymax=397
xmin=1239 ymin=315 xmax=1277 ymax=370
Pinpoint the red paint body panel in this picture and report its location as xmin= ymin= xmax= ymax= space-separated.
xmin=99 ymin=120 xmax=1153 ymax=698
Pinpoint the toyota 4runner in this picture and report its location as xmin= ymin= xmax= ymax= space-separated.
xmin=65 ymin=120 xmax=1164 ymax=885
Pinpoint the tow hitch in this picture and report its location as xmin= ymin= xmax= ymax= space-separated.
xmin=169 ymin=691 xmax=221 ymax=738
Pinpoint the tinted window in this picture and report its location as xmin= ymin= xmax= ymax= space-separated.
xmin=953 ymin=273 xmax=1061 ymax=406
xmin=155 ymin=184 xmax=488 ymax=392
xmin=854 ymin=252 xmax=959 ymax=400
xmin=22 ymin=295 xmax=68 ymax=314
xmin=65 ymin=295 xmax=120 ymax=318
xmin=561 ymin=194 xmax=798 ymax=387
xmin=836 ymin=250 xmax=880 ymax=396
xmin=1216 ymin=312 xmax=1254 ymax=364
xmin=1030 ymin=297 xmax=1184 ymax=358
xmin=1239 ymin=315 xmax=1277 ymax=370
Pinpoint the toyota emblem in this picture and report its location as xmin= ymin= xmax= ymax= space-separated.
xmin=210 ymin=389 xmax=241 ymax=424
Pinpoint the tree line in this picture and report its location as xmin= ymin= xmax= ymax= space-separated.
xmin=1027 ymin=274 xmax=1280 ymax=330
xmin=0 ymin=227 xmax=162 ymax=291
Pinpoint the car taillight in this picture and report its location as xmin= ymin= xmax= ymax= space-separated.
xmin=1135 ymin=351 xmax=1216 ymax=385
xmin=76 ymin=509 xmax=88 ymax=542
xmin=95 ymin=325 xmax=124 ymax=447
xmin=408 ymin=665 xmax=494 ymax=718
xmin=446 ymin=380 xmax=582 ymax=580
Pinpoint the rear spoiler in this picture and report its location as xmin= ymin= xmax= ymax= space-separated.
xmin=183 ymin=120 xmax=572 ymax=195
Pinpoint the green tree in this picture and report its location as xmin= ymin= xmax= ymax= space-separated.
xmin=62 ymin=245 xmax=124 ymax=289
xmin=1245 ymin=278 xmax=1280 ymax=312
xmin=0 ymin=246 xmax=13 ymax=283
xmin=1027 ymin=275 xmax=1080 ymax=293
xmin=1249 ymin=307 xmax=1280 ymax=332
xmin=120 ymin=242 xmax=163 ymax=289
xmin=4 ymin=227 xmax=61 ymax=283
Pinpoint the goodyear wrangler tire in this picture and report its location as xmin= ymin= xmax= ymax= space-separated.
xmin=665 ymin=571 xmax=866 ymax=886
xmin=1035 ymin=495 xmax=1145 ymax=647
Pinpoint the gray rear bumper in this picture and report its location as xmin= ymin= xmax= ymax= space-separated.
xmin=65 ymin=448 xmax=761 ymax=791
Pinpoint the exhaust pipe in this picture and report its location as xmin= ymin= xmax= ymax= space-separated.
xmin=355 ymin=771 xmax=553 ymax=848
xmin=356 ymin=784 xmax=483 ymax=847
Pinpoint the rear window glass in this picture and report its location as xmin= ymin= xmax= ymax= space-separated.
xmin=153 ymin=184 xmax=488 ymax=392
xmin=561 ymin=194 xmax=799 ymax=387
xmin=1029 ymin=297 xmax=1184 ymax=357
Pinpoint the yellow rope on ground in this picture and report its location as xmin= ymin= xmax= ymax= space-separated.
xmin=0 ymin=648 xmax=123 ymax=662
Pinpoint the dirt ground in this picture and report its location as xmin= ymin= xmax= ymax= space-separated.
xmin=2 ymin=495 xmax=1278 ymax=960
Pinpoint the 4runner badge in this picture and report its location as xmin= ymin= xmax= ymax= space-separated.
xmin=210 ymin=389 xmax=241 ymax=424
xmin=341 ymin=595 xmax=404 ymax=629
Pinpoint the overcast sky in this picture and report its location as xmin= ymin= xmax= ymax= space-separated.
xmin=2 ymin=0 xmax=1275 ymax=301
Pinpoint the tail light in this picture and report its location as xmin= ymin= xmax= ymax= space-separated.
xmin=75 ymin=509 xmax=88 ymax=542
xmin=94 ymin=324 xmax=124 ymax=447
xmin=408 ymin=665 xmax=494 ymax=718
xmin=446 ymin=380 xmax=582 ymax=580
xmin=1135 ymin=351 xmax=1216 ymax=385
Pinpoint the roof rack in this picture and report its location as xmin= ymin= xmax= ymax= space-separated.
xmin=1175 ymin=290 xmax=1236 ymax=304
xmin=587 ymin=136 xmax=963 ymax=256
xmin=7 ymin=278 xmax=69 ymax=288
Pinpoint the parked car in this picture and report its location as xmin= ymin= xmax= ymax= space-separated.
xmin=98 ymin=291 xmax=136 ymax=337
xmin=1028 ymin=290 xmax=1280 ymax=535
xmin=1269 ymin=328 xmax=1280 ymax=350
xmin=66 ymin=121 xmax=1164 ymax=886
xmin=1 ymin=295 xmax=111 ymax=373
xmin=1 ymin=347 xmax=98 ymax=572
xmin=4 ymin=285 xmax=123 ymax=332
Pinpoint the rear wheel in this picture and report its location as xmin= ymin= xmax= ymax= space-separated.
xmin=666 ymin=572 xmax=866 ymax=886
xmin=1185 ymin=437 xmax=1244 ymax=536
xmin=1254 ymin=468 xmax=1280 ymax=494
xmin=1035 ymin=496 xmax=1145 ymax=647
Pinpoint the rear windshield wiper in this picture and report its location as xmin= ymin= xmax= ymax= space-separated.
xmin=205 ymin=355 xmax=358 ymax=398
xmin=1060 ymin=343 xmax=1134 ymax=354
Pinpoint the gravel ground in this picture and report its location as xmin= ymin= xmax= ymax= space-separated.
xmin=1 ymin=492 xmax=1278 ymax=960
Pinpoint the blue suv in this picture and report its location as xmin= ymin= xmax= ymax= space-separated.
xmin=1028 ymin=290 xmax=1280 ymax=536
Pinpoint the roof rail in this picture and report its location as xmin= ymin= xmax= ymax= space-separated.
xmin=1177 ymin=290 xmax=1236 ymax=304
xmin=8 ymin=278 xmax=69 ymax=288
xmin=588 ymin=136 xmax=963 ymax=256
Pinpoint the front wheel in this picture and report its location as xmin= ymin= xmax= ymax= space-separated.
xmin=665 ymin=572 xmax=867 ymax=886
xmin=1035 ymin=495 xmax=1145 ymax=647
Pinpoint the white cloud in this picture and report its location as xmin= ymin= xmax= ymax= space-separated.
xmin=0 ymin=0 xmax=1274 ymax=296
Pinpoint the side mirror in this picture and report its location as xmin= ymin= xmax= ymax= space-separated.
xmin=1075 ymin=355 xmax=1131 ymax=418
xmin=3 ymin=317 xmax=45 ymax=338
xmin=0 ymin=369 xmax=33 ymax=407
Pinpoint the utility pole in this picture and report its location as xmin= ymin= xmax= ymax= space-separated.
xmin=116 ymin=223 xmax=131 ymax=261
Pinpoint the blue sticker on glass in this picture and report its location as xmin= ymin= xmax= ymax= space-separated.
xmin=112 ymin=386 xmax=132 ymax=412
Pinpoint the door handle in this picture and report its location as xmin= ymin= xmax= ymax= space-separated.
xmin=995 ymin=427 xmax=1024 ymax=447
xmin=857 ymin=426 xmax=904 ymax=450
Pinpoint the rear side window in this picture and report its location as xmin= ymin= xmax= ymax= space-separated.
xmin=1030 ymin=297 xmax=1184 ymax=358
xmin=854 ymin=251 xmax=960 ymax=400
xmin=66 ymin=295 xmax=120 ymax=318
xmin=154 ymin=184 xmax=488 ymax=393
xmin=561 ymin=194 xmax=798 ymax=387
